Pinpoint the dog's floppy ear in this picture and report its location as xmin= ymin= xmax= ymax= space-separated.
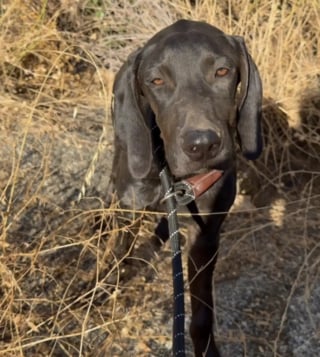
xmin=234 ymin=37 xmax=263 ymax=160
xmin=112 ymin=49 xmax=152 ymax=179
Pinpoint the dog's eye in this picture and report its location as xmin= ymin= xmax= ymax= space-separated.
xmin=215 ymin=68 xmax=229 ymax=77
xmin=151 ymin=78 xmax=164 ymax=86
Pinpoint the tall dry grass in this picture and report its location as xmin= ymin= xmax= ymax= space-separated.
xmin=0 ymin=0 xmax=319 ymax=356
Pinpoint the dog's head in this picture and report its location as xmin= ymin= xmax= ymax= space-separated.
xmin=113 ymin=20 xmax=262 ymax=179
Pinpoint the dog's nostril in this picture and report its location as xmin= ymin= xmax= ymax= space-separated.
xmin=208 ymin=141 xmax=221 ymax=152
xmin=182 ymin=129 xmax=221 ymax=160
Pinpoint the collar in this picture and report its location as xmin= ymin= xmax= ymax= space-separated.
xmin=173 ymin=170 xmax=223 ymax=206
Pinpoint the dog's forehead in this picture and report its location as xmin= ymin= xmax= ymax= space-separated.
xmin=142 ymin=26 xmax=238 ymax=67
xmin=148 ymin=19 xmax=225 ymax=44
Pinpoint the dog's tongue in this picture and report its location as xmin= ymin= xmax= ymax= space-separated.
xmin=184 ymin=170 xmax=223 ymax=199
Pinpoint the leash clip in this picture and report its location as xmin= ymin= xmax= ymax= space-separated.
xmin=173 ymin=181 xmax=196 ymax=206
xmin=160 ymin=181 xmax=196 ymax=206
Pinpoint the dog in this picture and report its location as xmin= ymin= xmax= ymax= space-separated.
xmin=109 ymin=19 xmax=262 ymax=356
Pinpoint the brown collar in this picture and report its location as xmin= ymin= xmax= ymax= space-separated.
xmin=173 ymin=170 xmax=223 ymax=205
xmin=184 ymin=170 xmax=223 ymax=199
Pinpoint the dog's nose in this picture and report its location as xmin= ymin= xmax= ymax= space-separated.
xmin=182 ymin=129 xmax=221 ymax=161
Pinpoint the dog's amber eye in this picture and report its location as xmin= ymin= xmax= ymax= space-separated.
xmin=215 ymin=68 xmax=229 ymax=77
xmin=151 ymin=78 xmax=164 ymax=85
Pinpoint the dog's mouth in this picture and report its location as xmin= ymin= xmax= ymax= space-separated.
xmin=169 ymin=151 xmax=232 ymax=183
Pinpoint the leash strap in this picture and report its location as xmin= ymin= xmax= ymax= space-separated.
xmin=159 ymin=167 xmax=186 ymax=357
xmin=159 ymin=169 xmax=223 ymax=356
xmin=152 ymin=116 xmax=222 ymax=356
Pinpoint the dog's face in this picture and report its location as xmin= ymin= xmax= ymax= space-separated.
xmin=138 ymin=32 xmax=241 ymax=178
xmin=113 ymin=20 xmax=262 ymax=181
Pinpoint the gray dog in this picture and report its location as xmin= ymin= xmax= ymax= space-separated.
xmin=109 ymin=20 xmax=262 ymax=357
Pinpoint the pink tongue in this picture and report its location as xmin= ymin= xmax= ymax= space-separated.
xmin=184 ymin=170 xmax=223 ymax=199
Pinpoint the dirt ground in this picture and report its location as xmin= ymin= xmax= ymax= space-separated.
xmin=1 ymin=1 xmax=320 ymax=356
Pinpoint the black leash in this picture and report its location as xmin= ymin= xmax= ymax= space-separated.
xmin=151 ymin=116 xmax=221 ymax=356
xmin=159 ymin=167 xmax=186 ymax=356
xmin=150 ymin=116 xmax=186 ymax=356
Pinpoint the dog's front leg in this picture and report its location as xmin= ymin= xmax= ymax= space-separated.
xmin=188 ymin=172 xmax=236 ymax=356
xmin=188 ymin=220 xmax=223 ymax=357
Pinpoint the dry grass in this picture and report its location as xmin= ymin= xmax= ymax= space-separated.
xmin=0 ymin=0 xmax=320 ymax=356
